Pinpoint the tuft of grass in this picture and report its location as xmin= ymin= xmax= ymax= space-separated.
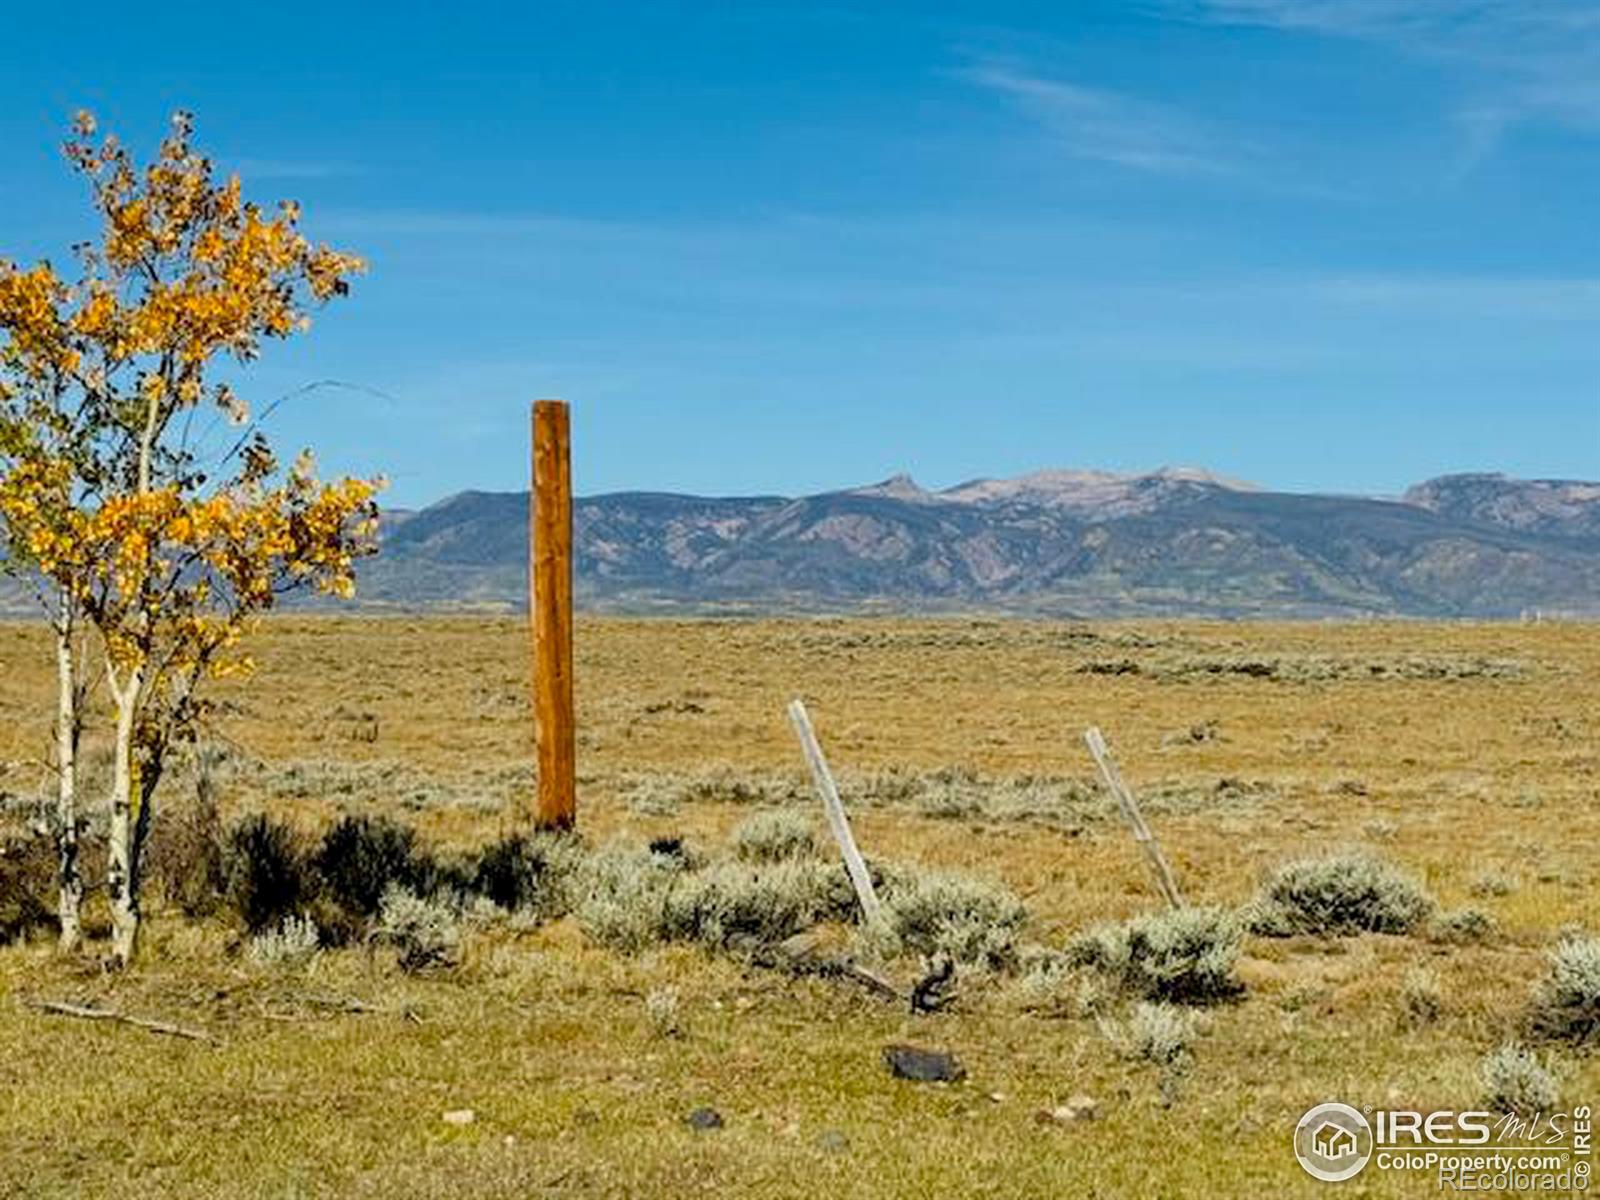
xmin=1399 ymin=965 xmax=1442 ymax=1027
xmin=1529 ymin=933 xmax=1600 ymax=1045
xmin=1479 ymin=1043 xmax=1559 ymax=1115
xmin=1246 ymin=852 xmax=1434 ymax=937
xmin=1068 ymin=906 xmax=1243 ymax=1006
xmin=731 ymin=810 xmax=817 ymax=863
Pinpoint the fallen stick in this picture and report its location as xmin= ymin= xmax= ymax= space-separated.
xmin=1083 ymin=726 xmax=1185 ymax=910
xmin=30 ymin=999 xmax=213 ymax=1042
xmin=787 ymin=699 xmax=883 ymax=924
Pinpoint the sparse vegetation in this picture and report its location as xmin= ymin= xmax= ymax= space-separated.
xmin=1479 ymin=1042 xmax=1560 ymax=1115
xmin=1246 ymin=852 xmax=1434 ymax=936
xmin=1068 ymin=907 xmax=1243 ymax=1005
xmin=375 ymin=886 xmax=461 ymax=973
xmin=732 ymin=809 xmax=817 ymax=862
xmin=1399 ymin=965 xmax=1442 ymax=1027
xmin=0 ymin=615 xmax=1595 ymax=1198
xmin=1529 ymin=933 xmax=1600 ymax=1045
xmin=247 ymin=914 xmax=321 ymax=969
xmin=1428 ymin=907 xmax=1497 ymax=945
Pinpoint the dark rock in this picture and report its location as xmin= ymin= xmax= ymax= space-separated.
xmin=883 ymin=1043 xmax=965 ymax=1083
xmin=685 ymin=1107 xmax=724 ymax=1131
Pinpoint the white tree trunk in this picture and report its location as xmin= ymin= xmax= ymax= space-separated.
xmin=53 ymin=611 xmax=83 ymax=953
xmin=106 ymin=669 xmax=142 ymax=967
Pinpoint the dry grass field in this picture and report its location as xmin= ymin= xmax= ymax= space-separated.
xmin=1 ymin=615 xmax=1596 ymax=1198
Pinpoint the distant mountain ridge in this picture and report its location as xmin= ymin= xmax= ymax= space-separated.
xmin=349 ymin=469 xmax=1600 ymax=618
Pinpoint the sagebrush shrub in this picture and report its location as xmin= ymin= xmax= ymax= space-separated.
xmin=881 ymin=870 xmax=1028 ymax=969
xmin=1248 ymin=853 xmax=1434 ymax=936
xmin=1479 ymin=1043 xmax=1559 ymax=1114
xmin=224 ymin=814 xmax=309 ymax=934
xmin=1068 ymin=906 xmax=1243 ymax=1005
xmin=1428 ymin=907 xmax=1496 ymax=946
xmin=375 ymin=886 xmax=460 ymax=973
xmin=1103 ymin=1001 xmax=1195 ymax=1067
xmin=247 ymin=914 xmax=321 ymax=968
xmin=645 ymin=987 xmax=683 ymax=1038
xmin=1530 ymin=934 xmax=1600 ymax=1045
xmin=571 ymin=849 xmax=682 ymax=952
xmin=665 ymin=860 xmax=854 ymax=952
xmin=471 ymin=831 xmax=584 ymax=917
xmin=731 ymin=810 xmax=817 ymax=863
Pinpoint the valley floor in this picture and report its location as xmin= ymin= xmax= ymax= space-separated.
xmin=1 ymin=616 xmax=1597 ymax=1198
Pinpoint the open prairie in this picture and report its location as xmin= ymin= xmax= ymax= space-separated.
xmin=1 ymin=615 xmax=1597 ymax=1198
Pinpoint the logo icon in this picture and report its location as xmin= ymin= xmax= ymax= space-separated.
xmin=1295 ymin=1103 xmax=1374 ymax=1182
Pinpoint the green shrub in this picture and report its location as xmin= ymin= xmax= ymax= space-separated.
xmin=1248 ymin=853 xmax=1434 ymax=936
xmin=1479 ymin=1043 xmax=1559 ymax=1114
xmin=224 ymin=814 xmax=310 ymax=934
xmin=731 ymin=810 xmax=817 ymax=863
xmin=1068 ymin=906 xmax=1243 ymax=1005
xmin=1530 ymin=934 xmax=1600 ymax=1045
xmin=571 ymin=848 xmax=683 ymax=952
xmin=313 ymin=815 xmax=426 ymax=920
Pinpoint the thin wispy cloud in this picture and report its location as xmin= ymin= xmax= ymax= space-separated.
xmin=960 ymin=62 xmax=1239 ymax=174
xmin=1173 ymin=1 xmax=1600 ymax=158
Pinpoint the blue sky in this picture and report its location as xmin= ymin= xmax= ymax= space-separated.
xmin=1 ymin=1 xmax=1596 ymax=507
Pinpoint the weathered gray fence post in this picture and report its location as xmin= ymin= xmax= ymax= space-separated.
xmin=787 ymin=699 xmax=882 ymax=923
xmin=1084 ymin=726 xmax=1185 ymax=910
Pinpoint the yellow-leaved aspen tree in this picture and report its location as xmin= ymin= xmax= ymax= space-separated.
xmin=0 ymin=111 xmax=380 ymax=966
xmin=0 ymin=255 xmax=95 ymax=951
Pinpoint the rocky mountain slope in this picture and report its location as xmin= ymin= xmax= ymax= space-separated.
xmin=349 ymin=470 xmax=1600 ymax=618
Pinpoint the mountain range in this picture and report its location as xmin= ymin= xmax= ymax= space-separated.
xmin=353 ymin=469 xmax=1600 ymax=618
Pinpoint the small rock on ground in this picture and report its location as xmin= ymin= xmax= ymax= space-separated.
xmin=686 ymin=1107 xmax=725 ymax=1131
xmin=442 ymin=1109 xmax=476 ymax=1126
xmin=883 ymin=1044 xmax=966 ymax=1083
xmin=1036 ymin=1095 xmax=1100 ymax=1124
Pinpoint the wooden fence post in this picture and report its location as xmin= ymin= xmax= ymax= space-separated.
xmin=787 ymin=699 xmax=882 ymax=924
xmin=1084 ymin=726 xmax=1184 ymax=910
xmin=531 ymin=399 xmax=575 ymax=830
